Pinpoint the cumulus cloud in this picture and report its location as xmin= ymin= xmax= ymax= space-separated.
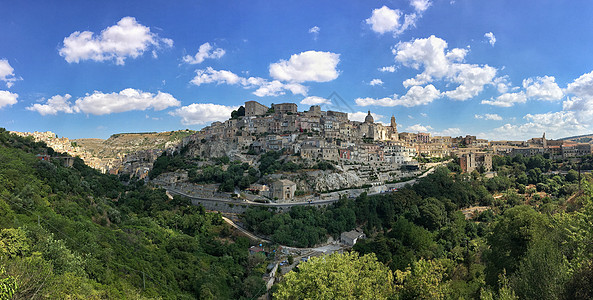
xmin=366 ymin=6 xmax=402 ymax=35
xmin=483 ymin=75 xmax=563 ymax=108
xmin=73 ymin=89 xmax=180 ymax=115
xmin=190 ymin=67 xmax=308 ymax=97
xmin=411 ymin=0 xmax=432 ymax=13
xmin=300 ymin=96 xmax=331 ymax=105
xmin=484 ymin=32 xmax=496 ymax=46
xmin=369 ymin=79 xmax=384 ymax=86
xmin=27 ymin=94 xmax=75 ymax=115
xmin=366 ymin=3 xmax=426 ymax=37
xmin=0 ymin=59 xmax=21 ymax=88
xmin=27 ymin=89 xmax=180 ymax=116
xmin=183 ymin=42 xmax=225 ymax=64
xmin=0 ymin=90 xmax=18 ymax=108
xmin=170 ymin=103 xmax=239 ymax=125
xmin=407 ymin=124 xmax=433 ymax=132
xmin=379 ymin=65 xmax=397 ymax=72
xmin=565 ymin=71 xmax=593 ymax=98
xmin=355 ymin=84 xmax=440 ymax=107
xmin=491 ymin=111 xmax=588 ymax=140
xmin=474 ymin=113 xmax=502 ymax=121
xmin=434 ymin=127 xmax=461 ymax=136
xmin=191 ymin=67 xmax=242 ymax=86
xmin=481 ymin=92 xmax=527 ymax=107
xmin=59 ymin=16 xmax=173 ymax=65
xmin=269 ymin=51 xmax=340 ymax=83
xmin=394 ymin=35 xmax=497 ymax=100
xmin=349 ymin=111 xmax=385 ymax=122
xmin=523 ymin=76 xmax=563 ymax=101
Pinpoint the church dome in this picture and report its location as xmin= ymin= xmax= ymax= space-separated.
xmin=365 ymin=111 xmax=374 ymax=123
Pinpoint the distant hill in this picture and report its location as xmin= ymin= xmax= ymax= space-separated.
xmin=73 ymin=130 xmax=195 ymax=159
xmin=558 ymin=133 xmax=593 ymax=144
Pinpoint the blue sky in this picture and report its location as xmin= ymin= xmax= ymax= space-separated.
xmin=1 ymin=0 xmax=593 ymax=140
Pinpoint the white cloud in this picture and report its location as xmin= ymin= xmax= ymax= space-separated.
xmin=394 ymin=35 xmax=497 ymax=100
xmin=0 ymin=59 xmax=20 ymax=88
xmin=300 ymin=96 xmax=331 ymax=105
xmin=523 ymin=76 xmax=563 ymax=101
xmin=474 ymin=113 xmax=502 ymax=121
xmin=379 ymin=65 xmax=397 ymax=72
xmin=190 ymin=67 xmax=308 ymax=97
xmin=484 ymin=32 xmax=496 ymax=46
xmin=59 ymin=16 xmax=172 ymax=65
xmin=170 ymin=103 xmax=239 ymax=125
xmin=420 ymin=112 xmax=428 ymax=117
xmin=27 ymin=94 xmax=75 ymax=115
xmin=183 ymin=42 xmax=225 ymax=64
xmin=444 ymin=64 xmax=497 ymax=100
xmin=252 ymin=80 xmax=308 ymax=97
xmin=434 ymin=127 xmax=461 ymax=136
xmin=411 ymin=0 xmax=432 ymax=13
xmin=366 ymin=6 xmax=402 ymax=35
xmin=269 ymin=51 xmax=340 ymax=83
xmin=563 ymin=71 xmax=593 ymax=121
xmin=191 ymin=67 xmax=242 ymax=86
xmin=27 ymin=89 xmax=180 ymax=116
xmin=369 ymin=79 xmax=384 ymax=86
xmin=491 ymin=111 xmax=588 ymax=140
xmin=355 ymin=84 xmax=440 ymax=107
xmin=366 ymin=5 xmax=423 ymax=38
xmin=309 ymin=26 xmax=320 ymax=40
xmin=494 ymin=76 xmax=512 ymax=93
xmin=74 ymin=89 xmax=180 ymax=115
xmin=565 ymin=71 xmax=593 ymax=98
xmin=481 ymin=91 xmax=527 ymax=107
xmin=0 ymin=90 xmax=18 ymax=108
xmin=349 ymin=111 xmax=385 ymax=122
xmin=407 ymin=124 xmax=433 ymax=132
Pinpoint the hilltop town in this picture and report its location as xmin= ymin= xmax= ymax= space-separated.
xmin=12 ymin=100 xmax=593 ymax=202
xmin=184 ymin=100 xmax=592 ymax=172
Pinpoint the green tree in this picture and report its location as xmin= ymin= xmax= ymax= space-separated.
xmin=511 ymin=237 xmax=567 ymax=300
xmin=484 ymin=206 xmax=548 ymax=286
xmin=275 ymin=252 xmax=393 ymax=300
xmin=394 ymin=258 xmax=450 ymax=300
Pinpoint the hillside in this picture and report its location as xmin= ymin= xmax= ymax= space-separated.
xmin=558 ymin=133 xmax=593 ymax=143
xmin=74 ymin=130 xmax=195 ymax=159
xmin=0 ymin=128 xmax=266 ymax=299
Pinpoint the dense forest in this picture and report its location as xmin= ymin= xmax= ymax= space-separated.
xmin=0 ymin=128 xmax=266 ymax=299
xmin=244 ymin=154 xmax=593 ymax=299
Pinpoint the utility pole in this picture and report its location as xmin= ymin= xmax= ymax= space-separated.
xmin=143 ymin=272 xmax=146 ymax=290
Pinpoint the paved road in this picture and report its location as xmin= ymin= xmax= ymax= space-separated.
xmin=221 ymin=216 xmax=271 ymax=243
xmin=162 ymin=161 xmax=448 ymax=210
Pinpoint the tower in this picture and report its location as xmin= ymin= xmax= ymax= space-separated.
xmin=364 ymin=111 xmax=374 ymax=124
xmin=390 ymin=115 xmax=399 ymax=141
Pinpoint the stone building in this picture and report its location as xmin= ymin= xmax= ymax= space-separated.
xmin=459 ymin=152 xmax=493 ymax=173
xmin=272 ymin=179 xmax=297 ymax=201
xmin=340 ymin=230 xmax=366 ymax=246
xmin=245 ymin=100 xmax=269 ymax=117
xmin=272 ymin=103 xmax=298 ymax=114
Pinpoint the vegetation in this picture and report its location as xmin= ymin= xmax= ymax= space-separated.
xmin=0 ymin=128 xmax=265 ymax=299
xmin=275 ymin=252 xmax=393 ymax=299
xmin=248 ymin=152 xmax=593 ymax=299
